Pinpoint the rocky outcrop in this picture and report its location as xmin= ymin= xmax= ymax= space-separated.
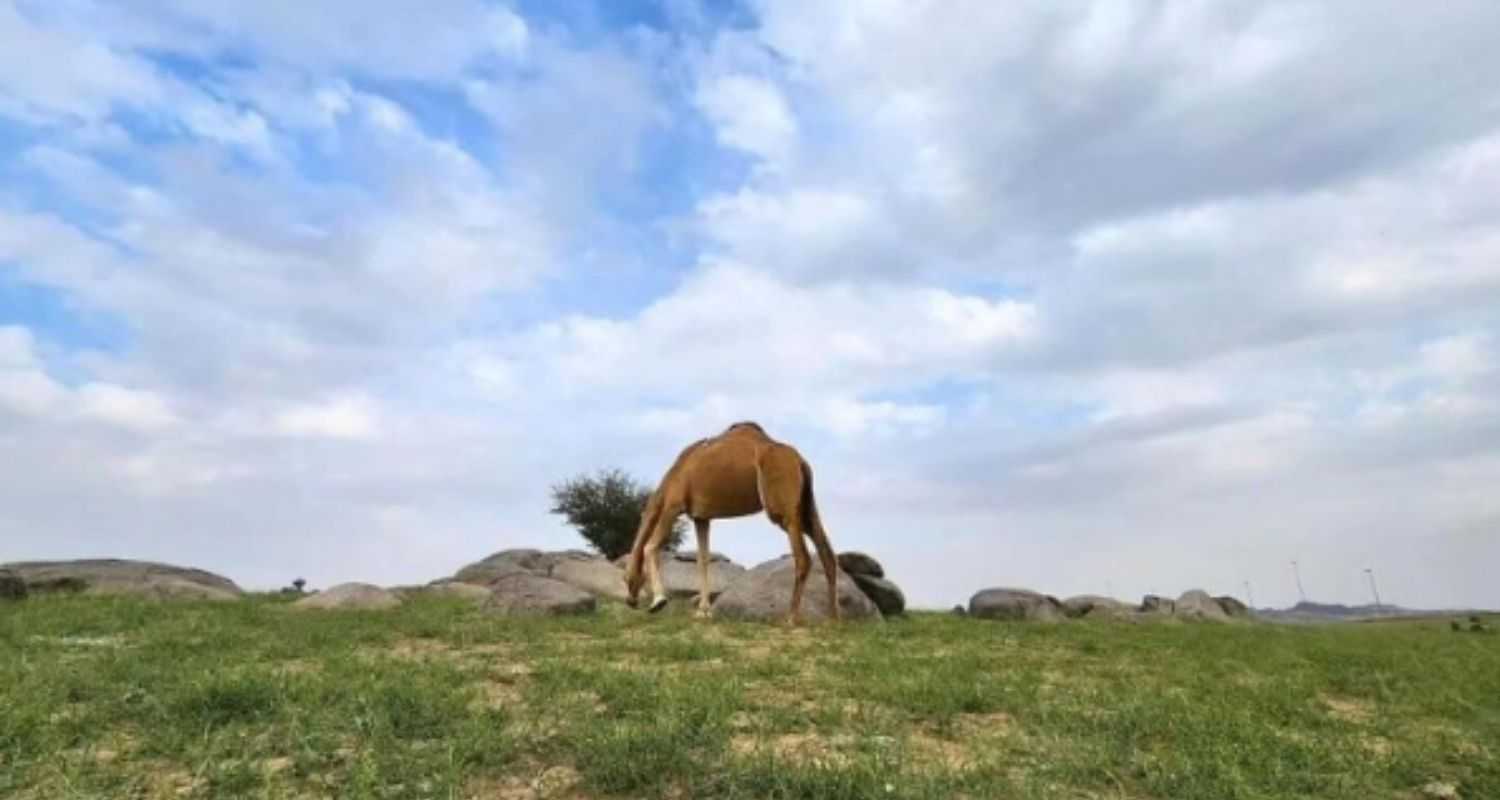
xmin=1215 ymin=595 xmax=1251 ymax=618
xmin=1062 ymin=595 xmax=1134 ymax=619
xmin=851 ymin=574 xmax=905 ymax=616
xmin=484 ymin=574 xmax=596 ymax=616
xmin=968 ymin=588 xmax=1065 ymax=622
xmin=451 ymin=549 xmax=554 ymax=584
xmin=423 ymin=581 xmax=494 ymax=604
xmin=0 ymin=559 xmax=242 ymax=601
xmin=1140 ymin=595 xmax=1176 ymax=615
xmin=659 ymin=555 xmax=748 ymax=600
xmin=294 ymin=583 xmax=401 ymax=610
xmin=836 ymin=551 xmax=884 ymax=579
xmin=712 ymin=555 xmax=880 ymax=622
xmin=549 ymin=555 xmax=630 ymax=602
xmin=0 ymin=569 xmax=27 ymax=601
xmin=1175 ymin=589 xmax=1230 ymax=621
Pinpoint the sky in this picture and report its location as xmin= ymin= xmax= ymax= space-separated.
xmin=2 ymin=0 xmax=1499 ymax=611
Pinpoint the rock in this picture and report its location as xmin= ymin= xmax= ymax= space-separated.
xmin=968 ymin=588 xmax=1065 ymax=622
xmin=0 ymin=569 xmax=27 ymax=601
xmin=1062 ymin=595 xmax=1133 ymax=619
xmin=712 ymin=555 xmax=880 ymax=622
xmin=293 ymin=583 xmax=401 ymax=610
xmin=1175 ymin=589 xmax=1229 ymax=621
xmin=89 ymin=577 xmax=239 ymax=602
xmin=1140 ymin=595 xmax=1176 ymax=614
xmin=0 ymin=559 xmax=242 ymax=599
xmin=484 ymin=574 xmax=596 ymax=616
xmin=659 ymin=557 xmax=748 ymax=600
xmin=851 ymin=573 xmax=905 ymax=616
xmin=836 ymin=551 xmax=884 ymax=579
xmin=451 ymin=549 xmax=552 ymax=584
xmin=951 ymin=605 xmax=967 ymax=616
xmin=666 ymin=549 xmax=732 ymax=564
xmin=424 ymin=581 xmax=494 ymax=604
xmin=1215 ymin=595 xmax=1252 ymax=618
xmin=549 ymin=555 xmax=629 ymax=601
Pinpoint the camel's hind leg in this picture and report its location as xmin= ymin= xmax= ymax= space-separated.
xmin=693 ymin=517 xmax=713 ymax=618
xmin=757 ymin=445 xmax=812 ymax=625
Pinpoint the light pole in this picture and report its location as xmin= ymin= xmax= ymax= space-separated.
xmin=1244 ymin=580 xmax=1255 ymax=609
xmin=1364 ymin=568 xmax=1382 ymax=611
xmin=1291 ymin=560 xmax=1307 ymax=603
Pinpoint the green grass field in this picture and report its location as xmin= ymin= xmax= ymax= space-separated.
xmin=2 ymin=594 xmax=1496 ymax=799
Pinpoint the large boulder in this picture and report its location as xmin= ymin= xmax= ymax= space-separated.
xmin=712 ymin=555 xmax=880 ymax=622
xmin=836 ymin=551 xmax=884 ymax=579
xmin=1063 ymin=595 xmax=1134 ymax=619
xmin=549 ymin=555 xmax=629 ymax=602
xmin=659 ymin=557 xmax=748 ymax=600
xmin=1140 ymin=595 xmax=1176 ymax=615
xmin=1215 ymin=595 xmax=1252 ymax=618
xmin=293 ymin=583 xmax=401 ymax=610
xmin=0 ymin=569 xmax=26 ymax=601
xmin=968 ymin=588 xmax=1065 ymax=622
xmin=423 ymin=581 xmax=494 ymax=604
xmin=851 ymin=573 xmax=905 ymax=616
xmin=1175 ymin=589 xmax=1229 ymax=621
xmin=0 ymin=559 xmax=242 ymax=600
xmin=485 ymin=574 xmax=596 ymax=616
xmin=452 ymin=549 xmax=552 ymax=584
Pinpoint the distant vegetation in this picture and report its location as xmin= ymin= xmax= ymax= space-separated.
xmin=2 ymin=594 xmax=1496 ymax=799
xmin=549 ymin=468 xmax=685 ymax=559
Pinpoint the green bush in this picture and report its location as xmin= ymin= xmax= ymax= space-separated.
xmin=549 ymin=468 xmax=685 ymax=559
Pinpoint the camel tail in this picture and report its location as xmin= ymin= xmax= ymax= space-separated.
xmin=800 ymin=461 xmax=836 ymax=561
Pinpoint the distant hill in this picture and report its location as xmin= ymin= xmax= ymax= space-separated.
xmin=1256 ymin=600 xmax=1494 ymax=623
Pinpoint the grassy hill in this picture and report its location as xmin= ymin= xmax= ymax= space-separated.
xmin=2 ymin=594 xmax=1496 ymax=799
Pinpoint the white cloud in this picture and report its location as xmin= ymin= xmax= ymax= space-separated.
xmin=695 ymin=74 xmax=797 ymax=167
xmin=75 ymin=383 xmax=178 ymax=431
xmin=273 ymin=393 xmax=380 ymax=440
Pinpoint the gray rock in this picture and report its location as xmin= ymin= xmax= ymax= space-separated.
xmin=0 ymin=559 xmax=242 ymax=599
xmin=0 ymin=569 xmax=27 ymax=601
xmin=451 ymin=549 xmax=551 ymax=584
xmin=666 ymin=549 xmax=732 ymax=564
xmin=1062 ymin=595 xmax=1133 ymax=619
xmin=951 ymin=605 xmax=967 ymax=616
xmin=1175 ymin=589 xmax=1229 ymax=621
xmin=484 ymin=574 xmax=596 ymax=616
xmin=293 ymin=583 xmax=401 ymax=610
xmin=852 ymin=573 xmax=905 ymax=616
xmin=836 ymin=551 xmax=884 ymax=579
xmin=1215 ymin=595 xmax=1252 ymax=618
xmin=1140 ymin=595 xmax=1176 ymax=614
xmin=659 ymin=556 xmax=748 ymax=599
xmin=90 ymin=577 xmax=240 ymax=602
xmin=423 ymin=581 xmax=494 ymax=604
xmin=712 ymin=555 xmax=880 ymax=622
xmin=549 ymin=556 xmax=629 ymax=601
xmin=968 ymin=588 xmax=1065 ymax=622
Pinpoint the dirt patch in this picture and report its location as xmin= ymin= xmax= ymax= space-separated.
xmin=907 ymin=731 xmax=975 ymax=771
xmin=464 ymin=763 xmax=583 ymax=800
xmin=1320 ymin=694 xmax=1375 ymax=724
xmin=731 ymin=732 xmax=849 ymax=767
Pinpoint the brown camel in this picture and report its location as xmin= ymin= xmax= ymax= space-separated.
xmin=623 ymin=421 xmax=841 ymax=624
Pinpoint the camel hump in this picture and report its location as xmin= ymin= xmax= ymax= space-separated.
xmin=725 ymin=420 xmax=768 ymax=437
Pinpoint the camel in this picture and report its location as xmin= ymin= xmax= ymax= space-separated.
xmin=622 ymin=421 xmax=841 ymax=625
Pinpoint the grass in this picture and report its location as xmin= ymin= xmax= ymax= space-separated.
xmin=2 ymin=595 xmax=1497 ymax=799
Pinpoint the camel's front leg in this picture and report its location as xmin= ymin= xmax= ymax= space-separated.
xmin=693 ymin=518 xmax=713 ymax=619
xmin=644 ymin=504 xmax=679 ymax=613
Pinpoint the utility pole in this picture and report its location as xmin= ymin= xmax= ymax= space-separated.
xmin=1291 ymin=560 xmax=1307 ymax=603
xmin=1244 ymin=580 xmax=1255 ymax=609
xmin=1364 ymin=568 xmax=1383 ymax=611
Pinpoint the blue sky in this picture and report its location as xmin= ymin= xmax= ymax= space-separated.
xmin=3 ymin=0 xmax=1500 ymax=610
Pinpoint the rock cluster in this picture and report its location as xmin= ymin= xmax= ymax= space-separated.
xmin=441 ymin=545 xmax=906 ymax=621
xmin=968 ymin=587 xmax=1255 ymax=623
xmin=0 ymin=559 xmax=243 ymax=602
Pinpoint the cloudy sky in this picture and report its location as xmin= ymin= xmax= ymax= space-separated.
xmin=3 ymin=1 xmax=1499 ymax=611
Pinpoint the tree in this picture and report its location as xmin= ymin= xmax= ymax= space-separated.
xmin=549 ymin=468 xmax=684 ymax=560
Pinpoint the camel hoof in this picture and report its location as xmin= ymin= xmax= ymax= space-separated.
xmin=648 ymin=596 xmax=669 ymax=614
xmin=694 ymin=607 xmax=713 ymax=620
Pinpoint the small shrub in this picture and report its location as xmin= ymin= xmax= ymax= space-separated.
xmin=549 ymin=468 xmax=685 ymax=559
